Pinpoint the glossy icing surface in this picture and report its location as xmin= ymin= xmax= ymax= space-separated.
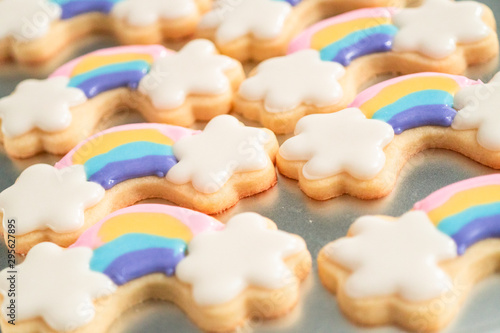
xmin=279 ymin=109 xmax=394 ymax=180
xmin=238 ymin=50 xmax=345 ymax=112
xmin=415 ymin=174 xmax=500 ymax=254
xmin=139 ymin=40 xmax=238 ymax=109
xmin=73 ymin=204 xmax=223 ymax=285
xmin=452 ymin=72 xmax=500 ymax=151
xmin=350 ymin=73 xmax=480 ymax=134
xmin=392 ymin=0 xmax=491 ymax=59
xmin=167 ymin=115 xmax=271 ymax=193
xmin=199 ymin=0 xmax=293 ymax=44
xmin=0 ymin=164 xmax=104 ymax=235
xmin=0 ymin=0 xmax=61 ymax=41
xmin=0 ymin=243 xmax=116 ymax=331
xmin=176 ymin=212 xmax=305 ymax=305
xmin=325 ymin=211 xmax=457 ymax=301
xmin=0 ymin=77 xmax=87 ymax=138
xmin=56 ymin=123 xmax=196 ymax=190
xmin=111 ymin=0 xmax=197 ymax=26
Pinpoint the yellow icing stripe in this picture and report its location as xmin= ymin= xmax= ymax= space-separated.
xmin=98 ymin=212 xmax=193 ymax=243
xmin=72 ymin=129 xmax=174 ymax=165
xmin=311 ymin=17 xmax=392 ymax=50
xmin=359 ymin=76 xmax=460 ymax=118
xmin=427 ymin=185 xmax=500 ymax=225
xmin=71 ymin=53 xmax=155 ymax=76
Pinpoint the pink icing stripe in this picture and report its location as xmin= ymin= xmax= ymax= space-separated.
xmin=71 ymin=204 xmax=224 ymax=249
xmin=288 ymin=7 xmax=398 ymax=54
xmin=50 ymin=45 xmax=171 ymax=78
xmin=55 ymin=123 xmax=199 ymax=169
xmin=349 ymin=73 xmax=481 ymax=108
xmin=414 ymin=174 xmax=500 ymax=213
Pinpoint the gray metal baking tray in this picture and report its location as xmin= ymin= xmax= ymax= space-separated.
xmin=1 ymin=0 xmax=500 ymax=332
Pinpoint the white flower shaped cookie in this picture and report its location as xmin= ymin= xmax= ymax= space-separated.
xmin=139 ymin=39 xmax=238 ymax=109
xmin=0 ymin=164 xmax=104 ymax=235
xmin=112 ymin=0 xmax=197 ymax=26
xmin=392 ymin=0 xmax=491 ymax=59
xmin=238 ymin=50 xmax=345 ymax=113
xmin=167 ymin=115 xmax=272 ymax=193
xmin=0 ymin=77 xmax=86 ymax=138
xmin=452 ymin=72 xmax=500 ymax=151
xmin=279 ymin=108 xmax=394 ymax=180
xmin=0 ymin=242 xmax=116 ymax=331
xmin=176 ymin=212 xmax=306 ymax=305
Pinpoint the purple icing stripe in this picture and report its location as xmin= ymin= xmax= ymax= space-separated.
xmin=452 ymin=215 xmax=500 ymax=255
xmin=75 ymin=70 xmax=147 ymax=99
xmin=332 ymin=33 xmax=393 ymax=66
xmin=88 ymin=155 xmax=177 ymax=190
xmin=283 ymin=0 xmax=301 ymax=5
xmin=59 ymin=1 xmax=115 ymax=19
xmin=104 ymin=248 xmax=185 ymax=285
xmin=387 ymin=104 xmax=457 ymax=134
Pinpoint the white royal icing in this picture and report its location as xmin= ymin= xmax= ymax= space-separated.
xmin=0 ymin=0 xmax=61 ymax=41
xmin=452 ymin=72 xmax=500 ymax=151
xmin=392 ymin=0 xmax=491 ymax=59
xmin=0 ymin=77 xmax=87 ymax=138
xmin=0 ymin=243 xmax=116 ymax=331
xmin=112 ymin=0 xmax=197 ymax=27
xmin=279 ymin=108 xmax=394 ymax=180
xmin=239 ymin=50 xmax=346 ymax=113
xmin=0 ymin=164 xmax=105 ymax=235
xmin=166 ymin=115 xmax=270 ymax=193
xmin=139 ymin=39 xmax=237 ymax=109
xmin=199 ymin=0 xmax=292 ymax=44
xmin=176 ymin=212 xmax=305 ymax=306
xmin=325 ymin=211 xmax=457 ymax=301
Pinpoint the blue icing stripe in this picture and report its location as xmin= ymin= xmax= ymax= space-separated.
xmin=437 ymin=202 xmax=500 ymax=236
xmin=84 ymin=141 xmax=173 ymax=179
xmin=272 ymin=0 xmax=302 ymax=5
xmin=90 ymin=233 xmax=187 ymax=273
xmin=372 ymin=90 xmax=454 ymax=122
xmin=320 ymin=25 xmax=398 ymax=62
xmin=68 ymin=60 xmax=151 ymax=88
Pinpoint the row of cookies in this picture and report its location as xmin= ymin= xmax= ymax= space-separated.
xmin=1 ymin=0 xmax=423 ymax=64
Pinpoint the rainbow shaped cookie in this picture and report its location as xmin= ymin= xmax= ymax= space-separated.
xmin=318 ymin=174 xmax=500 ymax=332
xmin=0 ymin=205 xmax=312 ymax=332
xmin=0 ymin=39 xmax=244 ymax=158
xmin=234 ymin=0 xmax=498 ymax=133
xmin=0 ymin=116 xmax=278 ymax=253
xmin=277 ymin=72 xmax=500 ymax=200
xmin=197 ymin=0 xmax=420 ymax=62
xmin=0 ymin=0 xmax=211 ymax=63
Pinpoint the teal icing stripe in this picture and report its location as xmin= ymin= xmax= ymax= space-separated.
xmin=90 ymin=233 xmax=187 ymax=272
xmin=84 ymin=141 xmax=173 ymax=179
xmin=68 ymin=60 xmax=151 ymax=87
xmin=371 ymin=90 xmax=454 ymax=122
xmin=319 ymin=25 xmax=398 ymax=62
xmin=437 ymin=202 xmax=500 ymax=236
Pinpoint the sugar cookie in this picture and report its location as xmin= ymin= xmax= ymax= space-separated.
xmin=277 ymin=72 xmax=500 ymax=200
xmin=196 ymin=0 xmax=421 ymax=62
xmin=318 ymin=174 xmax=500 ymax=331
xmin=0 ymin=116 xmax=278 ymax=253
xmin=0 ymin=207 xmax=311 ymax=332
xmin=0 ymin=39 xmax=244 ymax=158
xmin=0 ymin=0 xmax=211 ymax=63
xmin=234 ymin=1 xmax=498 ymax=133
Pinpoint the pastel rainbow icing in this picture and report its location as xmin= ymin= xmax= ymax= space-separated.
xmin=56 ymin=123 xmax=197 ymax=190
xmin=414 ymin=174 xmax=500 ymax=255
xmin=349 ymin=73 xmax=480 ymax=134
xmin=71 ymin=204 xmax=224 ymax=285
xmin=50 ymin=0 xmax=122 ymax=19
xmin=288 ymin=7 xmax=398 ymax=66
xmin=50 ymin=45 xmax=170 ymax=98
